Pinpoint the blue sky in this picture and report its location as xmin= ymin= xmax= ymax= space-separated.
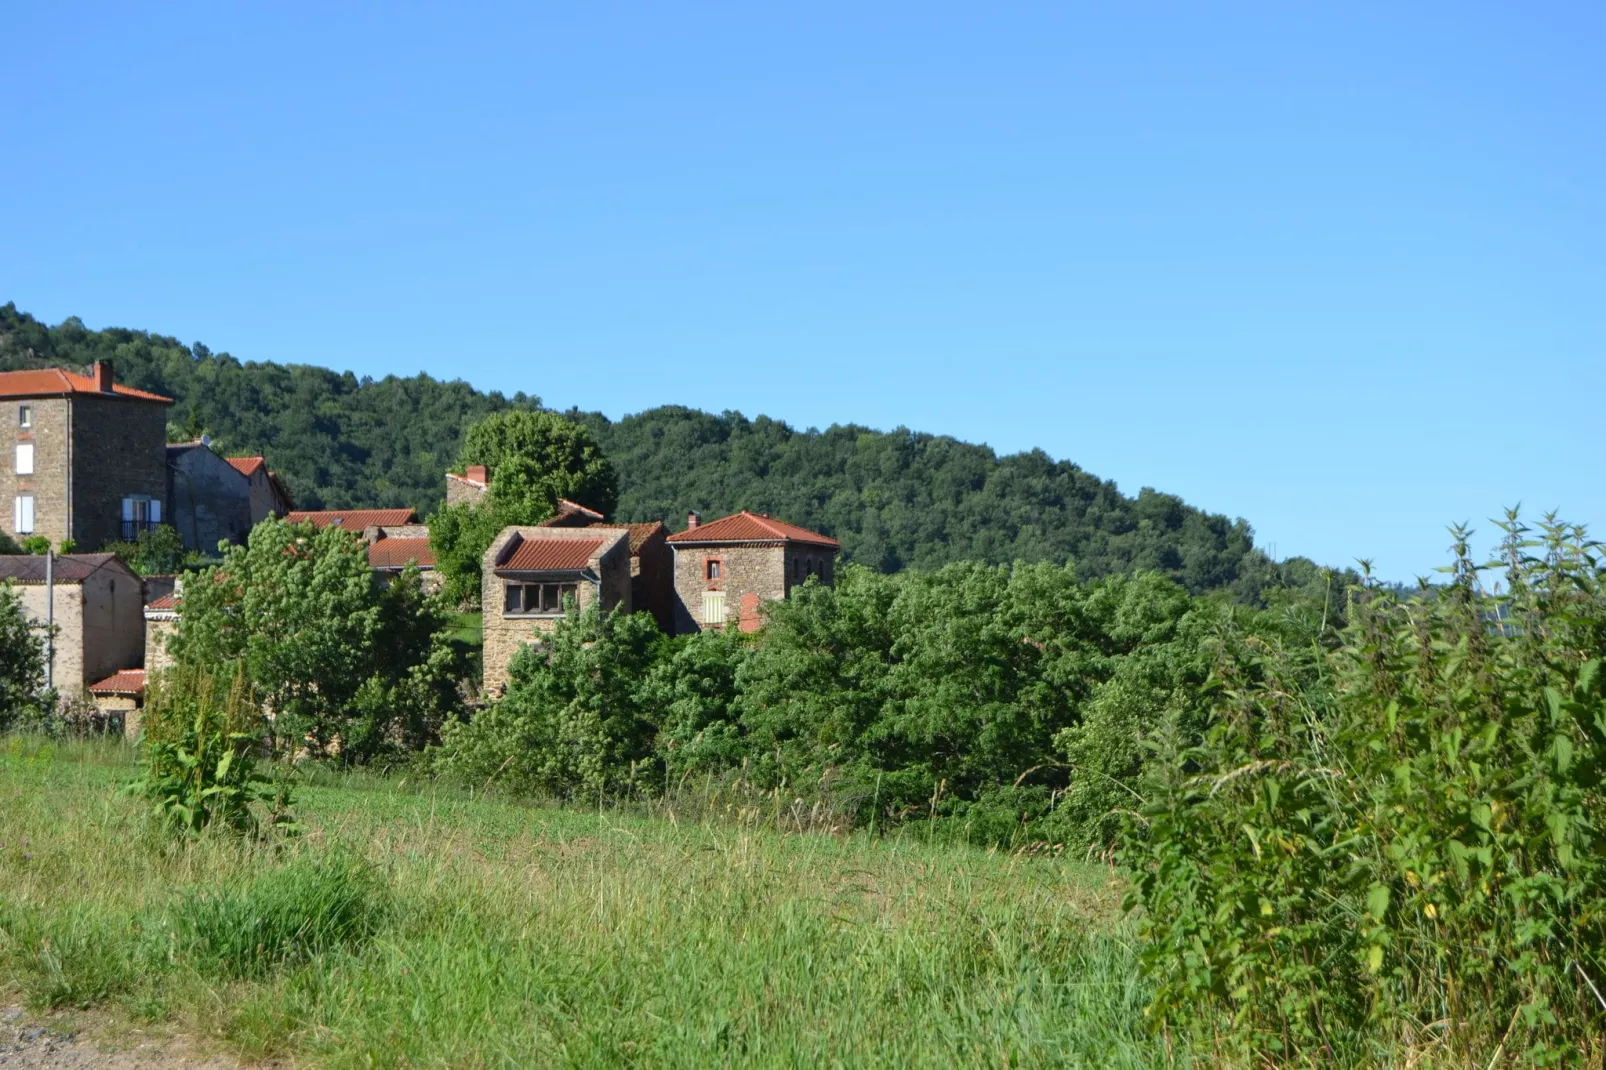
xmin=4 ymin=2 xmax=1601 ymax=580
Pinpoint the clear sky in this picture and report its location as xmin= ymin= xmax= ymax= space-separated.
xmin=4 ymin=2 xmax=1601 ymax=580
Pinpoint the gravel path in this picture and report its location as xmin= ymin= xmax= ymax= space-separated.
xmin=0 ymin=1006 xmax=240 ymax=1069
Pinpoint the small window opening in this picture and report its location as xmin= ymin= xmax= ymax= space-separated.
xmin=18 ymin=405 xmax=32 ymax=429
xmin=707 ymin=559 xmax=722 ymax=580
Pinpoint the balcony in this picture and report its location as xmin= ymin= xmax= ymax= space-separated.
xmin=121 ymin=519 xmax=159 ymax=541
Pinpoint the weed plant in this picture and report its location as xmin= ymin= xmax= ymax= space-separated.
xmin=1123 ymin=513 xmax=1606 ymax=1065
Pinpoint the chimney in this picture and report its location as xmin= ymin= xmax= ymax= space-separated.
xmin=92 ymin=360 xmax=115 ymax=393
xmin=686 ymin=510 xmax=700 ymax=530
xmin=465 ymin=464 xmax=488 ymax=485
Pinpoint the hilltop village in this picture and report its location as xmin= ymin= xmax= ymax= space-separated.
xmin=0 ymin=361 xmax=838 ymax=723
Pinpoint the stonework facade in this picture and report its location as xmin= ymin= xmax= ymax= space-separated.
xmin=0 ymin=554 xmax=145 ymax=695
xmin=479 ymin=526 xmax=632 ymax=694
xmin=167 ymin=442 xmax=253 ymax=552
xmin=1 ymin=364 xmax=172 ymax=551
xmin=665 ymin=512 xmax=840 ymax=635
xmin=445 ymin=466 xmax=489 ymax=507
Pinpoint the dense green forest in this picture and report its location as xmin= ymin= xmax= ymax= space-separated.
xmin=1 ymin=302 xmax=1327 ymax=600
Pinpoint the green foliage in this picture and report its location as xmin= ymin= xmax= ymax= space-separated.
xmin=1121 ymin=512 xmax=1606 ymax=1064
xmin=0 ymin=583 xmax=50 ymax=730
xmin=172 ymin=852 xmax=386 ymax=978
xmin=436 ymin=603 xmax=665 ymax=797
xmin=459 ymin=409 xmax=618 ymax=516
xmin=169 ymin=517 xmax=460 ymax=762
xmin=129 ymin=666 xmax=290 ymax=837
xmin=429 ymin=410 xmax=619 ymax=605
xmin=2 ymin=302 xmax=1338 ymax=603
xmin=19 ymin=536 xmax=51 ymax=555
xmin=436 ymin=562 xmax=1223 ymax=848
xmin=100 ymin=524 xmax=202 ymax=575
xmin=0 ymin=530 xmax=19 ymax=554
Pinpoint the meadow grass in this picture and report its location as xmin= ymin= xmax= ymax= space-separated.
xmin=0 ymin=734 xmax=1172 ymax=1068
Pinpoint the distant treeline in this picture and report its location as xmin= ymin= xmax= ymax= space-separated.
xmin=0 ymin=302 xmax=1338 ymax=601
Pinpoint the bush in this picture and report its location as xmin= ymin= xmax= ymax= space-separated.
xmin=0 ymin=582 xmax=51 ymax=731
xmin=1121 ymin=513 xmax=1606 ymax=1064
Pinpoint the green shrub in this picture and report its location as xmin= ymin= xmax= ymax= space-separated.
xmin=1122 ymin=512 xmax=1606 ymax=1065
xmin=172 ymin=852 xmax=387 ymax=978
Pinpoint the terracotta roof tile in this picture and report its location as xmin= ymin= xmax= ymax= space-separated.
xmin=498 ymin=536 xmax=605 ymax=572
xmin=666 ymin=511 xmax=840 ymax=549
xmin=287 ymin=508 xmax=418 ymax=529
xmin=145 ymin=594 xmax=181 ymax=611
xmin=0 ymin=368 xmax=171 ymax=403
xmin=368 ymin=538 xmax=436 ymax=569
xmin=226 ymin=456 xmax=267 ymax=477
xmin=0 ymin=553 xmax=131 ymax=583
xmin=535 ymin=515 xmax=667 ymax=556
xmin=88 ymin=669 xmax=146 ymax=696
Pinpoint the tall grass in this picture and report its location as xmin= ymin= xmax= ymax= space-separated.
xmin=0 ymin=735 xmax=1164 ymax=1068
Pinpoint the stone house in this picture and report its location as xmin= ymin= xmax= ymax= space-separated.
xmin=166 ymin=439 xmax=253 ymax=552
xmin=143 ymin=585 xmax=182 ymax=677
xmin=1 ymin=362 xmax=172 ymax=551
xmin=480 ymin=526 xmax=632 ymax=694
xmin=0 ymin=553 xmax=145 ymax=696
xmin=225 ymin=455 xmax=292 ymax=525
xmin=665 ymin=511 xmax=840 ymax=634
xmin=365 ymin=523 xmax=439 ymax=592
xmin=538 ymin=501 xmax=674 ymax=632
xmin=88 ymin=669 xmax=147 ymax=736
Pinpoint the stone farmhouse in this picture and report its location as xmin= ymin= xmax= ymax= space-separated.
xmin=168 ymin=441 xmax=291 ymax=551
xmin=286 ymin=507 xmax=439 ymax=588
xmin=481 ymin=525 xmax=633 ymax=692
xmin=666 ymin=510 xmax=840 ymax=633
xmin=1 ymin=362 xmax=173 ymax=550
xmin=0 ymin=553 xmax=144 ymax=700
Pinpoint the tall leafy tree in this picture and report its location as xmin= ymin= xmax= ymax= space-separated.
xmin=429 ymin=411 xmax=618 ymax=605
xmin=169 ymin=517 xmax=458 ymax=762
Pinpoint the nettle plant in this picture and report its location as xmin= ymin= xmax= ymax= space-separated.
xmin=1123 ymin=512 xmax=1606 ymax=1066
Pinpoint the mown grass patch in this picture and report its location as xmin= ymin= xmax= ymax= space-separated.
xmin=0 ymin=735 xmax=1164 ymax=1068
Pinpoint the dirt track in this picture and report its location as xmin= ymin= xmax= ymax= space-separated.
xmin=0 ymin=1006 xmax=239 ymax=1069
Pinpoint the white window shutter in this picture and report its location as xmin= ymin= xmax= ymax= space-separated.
xmin=14 ymin=443 xmax=32 ymax=475
xmin=11 ymin=496 xmax=20 ymax=533
xmin=702 ymin=591 xmax=726 ymax=625
xmin=15 ymin=495 xmax=34 ymax=534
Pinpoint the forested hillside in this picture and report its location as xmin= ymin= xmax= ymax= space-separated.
xmin=1 ymin=303 xmax=1319 ymax=599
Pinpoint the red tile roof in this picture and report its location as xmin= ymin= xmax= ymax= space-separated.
xmin=287 ymin=508 xmax=418 ymax=529
xmin=666 ymin=511 xmax=840 ymax=549
xmin=368 ymin=538 xmax=436 ymax=569
xmin=498 ymin=537 xmax=605 ymax=572
xmin=0 ymin=553 xmax=133 ymax=583
xmin=556 ymin=498 xmax=605 ymax=520
xmin=145 ymin=594 xmax=181 ymax=611
xmin=535 ymin=515 xmax=666 ymax=556
xmin=0 ymin=368 xmax=172 ymax=403
xmin=88 ymin=669 xmax=146 ymax=696
xmin=226 ymin=456 xmax=266 ymax=477
xmin=623 ymin=521 xmax=668 ymax=554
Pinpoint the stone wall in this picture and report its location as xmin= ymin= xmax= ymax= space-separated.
xmin=3 ymin=397 xmax=70 ymax=545
xmin=168 ymin=445 xmax=252 ymax=552
xmin=479 ymin=526 xmax=631 ymax=696
xmin=78 ymin=566 xmax=144 ymax=685
xmin=244 ymin=468 xmax=287 ymax=525
xmin=70 ymin=395 xmax=170 ymax=551
xmin=16 ymin=581 xmax=85 ymax=693
xmin=144 ymin=615 xmax=178 ymax=675
xmin=670 ymin=542 xmax=787 ymax=634
xmin=445 ymin=472 xmax=488 ymax=507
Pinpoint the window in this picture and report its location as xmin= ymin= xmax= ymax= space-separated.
xmin=706 ymin=558 xmax=722 ymax=580
xmin=14 ymin=443 xmax=32 ymax=476
xmin=503 ymin=582 xmax=578 ymax=616
xmin=121 ymin=497 xmax=161 ymax=540
xmin=18 ymin=405 xmax=31 ymax=429
xmin=702 ymin=590 xmax=727 ymax=626
xmin=13 ymin=494 xmax=34 ymax=534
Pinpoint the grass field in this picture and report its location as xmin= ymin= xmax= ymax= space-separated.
xmin=0 ymin=736 xmax=1171 ymax=1068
